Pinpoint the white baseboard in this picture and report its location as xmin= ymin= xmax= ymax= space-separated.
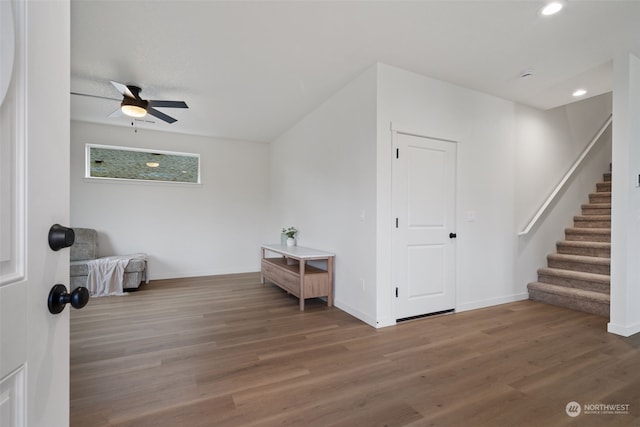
xmin=148 ymin=268 xmax=260 ymax=281
xmin=607 ymin=321 xmax=640 ymax=337
xmin=456 ymin=292 xmax=529 ymax=313
xmin=334 ymin=299 xmax=378 ymax=328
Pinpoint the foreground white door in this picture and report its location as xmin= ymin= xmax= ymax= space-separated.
xmin=392 ymin=132 xmax=456 ymax=320
xmin=1 ymin=1 xmax=70 ymax=426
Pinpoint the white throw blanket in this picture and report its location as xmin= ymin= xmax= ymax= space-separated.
xmin=86 ymin=253 xmax=148 ymax=297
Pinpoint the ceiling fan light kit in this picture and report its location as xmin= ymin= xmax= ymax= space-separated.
xmin=72 ymin=80 xmax=189 ymax=124
xmin=109 ymin=81 xmax=188 ymax=124
xmin=121 ymin=96 xmax=149 ymax=118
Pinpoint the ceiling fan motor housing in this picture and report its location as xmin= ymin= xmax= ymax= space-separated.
xmin=121 ymin=95 xmax=148 ymax=110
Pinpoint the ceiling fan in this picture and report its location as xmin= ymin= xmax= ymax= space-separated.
xmin=72 ymin=81 xmax=188 ymax=124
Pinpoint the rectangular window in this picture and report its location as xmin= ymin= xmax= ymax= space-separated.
xmin=85 ymin=144 xmax=200 ymax=184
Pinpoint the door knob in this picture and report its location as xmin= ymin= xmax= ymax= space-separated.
xmin=449 ymin=233 xmax=457 ymax=239
xmin=48 ymin=224 xmax=75 ymax=251
xmin=48 ymin=284 xmax=89 ymax=314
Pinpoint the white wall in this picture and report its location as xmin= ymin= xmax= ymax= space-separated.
xmin=376 ymin=63 xmax=520 ymax=326
xmin=269 ymin=66 xmax=378 ymax=325
xmin=609 ymin=52 xmax=640 ymax=337
xmin=515 ymin=94 xmax=612 ymax=291
xmin=71 ymin=121 xmax=270 ymax=279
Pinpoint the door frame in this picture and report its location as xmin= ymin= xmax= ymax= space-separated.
xmin=390 ymin=128 xmax=459 ymax=322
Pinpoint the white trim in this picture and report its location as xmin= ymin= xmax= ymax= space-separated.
xmin=390 ymin=131 xmax=458 ymax=321
xmin=0 ymin=364 xmax=26 ymax=427
xmin=456 ymin=292 xmax=529 ymax=313
xmin=0 ymin=0 xmax=26 ymax=287
xmin=607 ymin=321 xmax=640 ymax=337
xmin=334 ymin=299 xmax=378 ymax=328
xmin=148 ymin=266 xmax=260 ymax=281
xmin=81 ymin=177 xmax=203 ymax=188
xmin=390 ymin=122 xmax=459 ymax=144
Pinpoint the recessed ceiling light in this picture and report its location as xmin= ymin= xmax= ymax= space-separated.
xmin=573 ymin=89 xmax=587 ymax=97
xmin=541 ymin=2 xmax=563 ymax=16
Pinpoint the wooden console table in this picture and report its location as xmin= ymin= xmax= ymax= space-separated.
xmin=260 ymin=244 xmax=334 ymax=311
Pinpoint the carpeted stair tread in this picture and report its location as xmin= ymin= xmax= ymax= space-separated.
xmin=581 ymin=203 xmax=611 ymax=215
xmin=589 ymin=192 xmax=611 ymax=204
xmin=564 ymin=228 xmax=610 ymax=242
xmin=528 ymin=282 xmax=610 ymax=302
xmin=528 ymin=282 xmax=609 ymax=317
xmin=547 ymin=253 xmax=610 ymax=264
xmin=537 ymin=267 xmax=610 ymax=284
xmin=536 ymin=268 xmax=610 ymax=294
xmin=573 ymin=214 xmax=611 ymax=221
xmin=547 ymin=253 xmax=610 ymax=274
xmin=565 ymin=227 xmax=611 ymax=233
xmin=573 ymin=215 xmax=611 ymax=228
xmin=556 ymin=240 xmax=610 ymax=257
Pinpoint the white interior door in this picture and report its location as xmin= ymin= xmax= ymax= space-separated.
xmin=1 ymin=1 xmax=70 ymax=426
xmin=392 ymin=132 xmax=456 ymax=320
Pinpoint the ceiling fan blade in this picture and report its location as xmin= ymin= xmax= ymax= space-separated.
xmin=110 ymin=81 xmax=136 ymax=99
xmin=108 ymin=107 xmax=122 ymax=118
xmin=71 ymin=91 xmax=121 ymax=102
xmin=148 ymin=100 xmax=188 ymax=109
xmin=147 ymin=107 xmax=177 ymax=124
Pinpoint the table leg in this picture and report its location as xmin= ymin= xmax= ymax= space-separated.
xmin=327 ymin=256 xmax=334 ymax=307
xmin=260 ymin=247 xmax=265 ymax=285
xmin=299 ymin=259 xmax=305 ymax=311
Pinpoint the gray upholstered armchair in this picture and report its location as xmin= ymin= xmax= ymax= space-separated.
xmin=70 ymin=228 xmax=147 ymax=292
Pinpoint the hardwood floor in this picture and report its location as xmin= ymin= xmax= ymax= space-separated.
xmin=71 ymin=273 xmax=640 ymax=426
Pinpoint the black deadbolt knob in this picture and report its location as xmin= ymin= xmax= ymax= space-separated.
xmin=69 ymin=286 xmax=90 ymax=309
xmin=48 ymin=224 xmax=75 ymax=251
xmin=48 ymin=284 xmax=89 ymax=314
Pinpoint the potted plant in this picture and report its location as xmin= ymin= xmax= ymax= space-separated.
xmin=282 ymin=226 xmax=297 ymax=247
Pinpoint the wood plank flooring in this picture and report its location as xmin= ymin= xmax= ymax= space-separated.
xmin=70 ymin=273 xmax=640 ymax=426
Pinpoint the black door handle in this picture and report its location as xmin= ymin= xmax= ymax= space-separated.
xmin=48 ymin=284 xmax=89 ymax=314
xmin=449 ymin=233 xmax=457 ymax=239
xmin=48 ymin=224 xmax=75 ymax=251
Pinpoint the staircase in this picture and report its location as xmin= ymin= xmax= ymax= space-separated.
xmin=527 ymin=169 xmax=611 ymax=317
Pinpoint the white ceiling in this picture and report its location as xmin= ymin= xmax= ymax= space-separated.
xmin=70 ymin=1 xmax=640 ymax=143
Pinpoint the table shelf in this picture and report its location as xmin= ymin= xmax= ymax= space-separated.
xmin=260 ymin=244 xmax=334 ymax=311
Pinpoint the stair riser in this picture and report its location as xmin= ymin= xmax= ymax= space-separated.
xmin=556 ymin=245 xmax=610 ymax=258
xmin=537 ymin=272 xmax=610 ymax=293
xmin=581 ymin=205 xmax=611 ymax=216
xmin=565 ymin=230 xmax=610 ymax=242
xmin=596 ymin=182 xmax=611 ymax=192
xmin=573 ymin=218 xmax=611 ymax=228
xmin=547 ymin=258 xmax=610 ymax=275
xmin=529 ymin=289 xmax=609 ymax=317
xmin=589 ymin=193 xmax=611 ymax=204
xmin=603 ymin=172 xmax=611 ymax=182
